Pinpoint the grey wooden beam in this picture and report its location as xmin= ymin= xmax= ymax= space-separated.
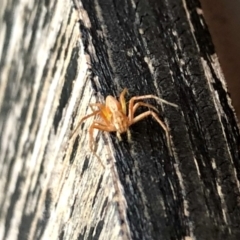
xmin=0 ymin=0 xmax=240 ymax=240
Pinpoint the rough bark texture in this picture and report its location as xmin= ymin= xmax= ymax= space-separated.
xmin=0 ymin=0 xmax=240 ymax=240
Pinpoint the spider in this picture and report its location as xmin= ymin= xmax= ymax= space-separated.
xmin=71 ymin=88 xmax=177 ymax=167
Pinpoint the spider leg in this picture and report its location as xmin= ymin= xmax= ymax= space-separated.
xmin=119 ymin=88 xmax=128 ymax=115
xmin=127 ymin=129 xmax=132 ymax=143
xmin=128 ymin=95 xmax=178 ymax=121
xmin=130 ymin=102 xmax=159 ymax=121
xmin=70 ymin=110 xmax=100 ymax=139
xmin=130 ymin=110 xmax=173 ymax=156
xmin=116 ymin=132 xmax=122 ymax=141
xmin=89 ymin=122 xmax=115 ymax=168
xmin=130 ymin=95 xmax=178 ymax=107
xmin=115 ymin=130 xmax=131 ymax=142
xmin=127 ymin=102 xmax=158 ymax=142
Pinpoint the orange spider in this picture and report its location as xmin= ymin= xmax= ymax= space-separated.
xmin=71 ymin=88 xmax=177 ymax=166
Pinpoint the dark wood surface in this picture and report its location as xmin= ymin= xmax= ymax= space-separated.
xmin=0 ymin=0 xmax=240 ymax=239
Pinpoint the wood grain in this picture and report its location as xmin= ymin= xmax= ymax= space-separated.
xmin=0 ymin=0 xmax=240 ymax=240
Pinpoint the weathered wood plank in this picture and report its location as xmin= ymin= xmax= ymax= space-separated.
xmin=0 ymin=0 xmax=240 ymax=240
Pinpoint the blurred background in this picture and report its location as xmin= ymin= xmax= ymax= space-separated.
xmin=200 ymin=0 xmax=240 ymax=120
